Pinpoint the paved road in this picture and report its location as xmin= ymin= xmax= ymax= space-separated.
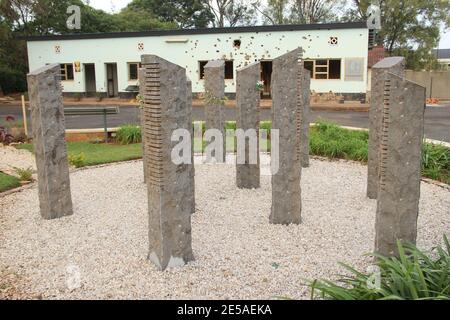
xmin=1 ymin=104 xmax=449 ymax=142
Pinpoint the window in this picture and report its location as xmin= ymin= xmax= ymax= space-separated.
xmin=199 ymin=60 xmax=234 ymax=80
xmin=60 ymin=63 xmax=74 ymax=81
xmin=128 ymin=62 xmax=141 ymax=81
xmin=303 ymin=59 xmax=341 ymax=80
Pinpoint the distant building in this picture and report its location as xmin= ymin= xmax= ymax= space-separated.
xmin=26 ymin=22 xmax=369 ymax=100
xmin=432 ymin=49 xmax=450 ymax=69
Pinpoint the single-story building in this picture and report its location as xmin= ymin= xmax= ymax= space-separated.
xmin=26 ymin=22 xmax=370 ymax=100
xmin=432 ymin=48 xmax=450 ymax=69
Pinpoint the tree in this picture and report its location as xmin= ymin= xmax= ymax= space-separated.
xmin=206 ymin=0 xmax=256 ymax=27
xmin=125 ymin=0 xmax=214 ymax=28
xmin=290 ymin=0 xmax=337 ymax=24
xmin=345 ymin=0 xmax=450 ymax=70
xmin=252 ymin=0 xmax=291 ymax=25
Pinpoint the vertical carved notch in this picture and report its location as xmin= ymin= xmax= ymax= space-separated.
xmin=379 ymin=78 xmax=391 ymax=191
xmin=143 ymin=62 xmax=163 ymax=186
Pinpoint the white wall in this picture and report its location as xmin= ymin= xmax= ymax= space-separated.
xmin=27 ymin=27 xmax=368 ymax=94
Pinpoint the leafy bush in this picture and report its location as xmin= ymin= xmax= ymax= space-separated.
xmin=422 ymin=143 xmax=450 ymax=183
xmin=310 ymin=236 xmax=450 ymax=300
xmin=68 ymin=153 xmax=86 ymax=168
xmin=13 ymin=167 xmax=33 ymax=182
xmin=116 ymin=125 xmax=142 ymax=145
xmin=0 ymin=66 xmax=27 ymax=94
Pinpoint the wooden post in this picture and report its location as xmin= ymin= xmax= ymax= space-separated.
xmin=21 ymin=95 xmax=28 ymax=137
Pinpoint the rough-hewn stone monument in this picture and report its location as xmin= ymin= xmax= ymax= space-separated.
xmin=375 ymin=71 xmax=426 ymax=257
xmin=27 ymin=64 xmax=73 ymax=220
xmin=270 ymin=48 xmax=304 ymax=225
xmin=204 ymin=60 xmax=226 ymax=163
xmin=300 ymin=71 xmax=311 ymax=168
xmin=141 ymin=55 xmax=194 ymax=270
xmin=236 ymin=62 xmax=260 ymax=189
xmin=367 ymin=57 xmax=405 ymax=199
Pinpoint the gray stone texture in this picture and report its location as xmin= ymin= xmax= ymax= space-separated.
xmin=187 ymin=78 xmax=196 ymax=213
xmin=300 ymin=71 xmax=311 ymax=168
xmin=204 ymin=60 xmax=226 ymax=162
xmin=375 ymin=72 xmax=426 ymax=257
xmin=367 ymin=57 xmax=405 ymax=199
xmin=141 ymin=55 xmax=194 ymax=270
xmin=27 ymin=64 xmax=73 ymax=220
xmin=270 ymin=48 xmax=303 ymax=225
xmin=236 ymin=62 xmax=261 ymax=189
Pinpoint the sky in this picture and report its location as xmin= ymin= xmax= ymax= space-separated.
xmin=87 ymin=0 xmax=450 ymax=49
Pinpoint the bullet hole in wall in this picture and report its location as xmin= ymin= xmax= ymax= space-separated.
xmin=233 ymin=40 xmax=241 ymax=49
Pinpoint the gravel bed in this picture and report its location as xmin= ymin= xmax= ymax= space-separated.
xmin=0 ymin=145 xmax=36 ymax=177
xmin=0 ymin=157 xmax=449 ymax=300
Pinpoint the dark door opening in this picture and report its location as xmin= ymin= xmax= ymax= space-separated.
xmin=106 ymin=63 xmax=118 ymax=97
xmin=84 ymin=64 xmax=96 ymax=97
xmin=261 ymin=61 xmax=272 ymax=99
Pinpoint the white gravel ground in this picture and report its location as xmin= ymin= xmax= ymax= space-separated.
xmin=0 ymin=145 xmax=36 ymax=177
xmin=0 ymin=157 xmax=449 ymax=300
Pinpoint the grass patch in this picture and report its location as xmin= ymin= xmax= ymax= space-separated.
xmin=0 ymin=172 xmax=21 ymax=192
xmin=17 ymin=142 xmax=143 ymax=168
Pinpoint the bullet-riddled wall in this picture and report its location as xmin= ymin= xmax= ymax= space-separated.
xmin=27 ymin=23 xmax=369 ymax=97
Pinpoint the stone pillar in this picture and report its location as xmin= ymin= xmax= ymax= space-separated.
xmin=141 ymin=55 xmax=194 ymax=270
xmin=270 ymin=48 xmax=303 ymax=225
xmin=375 ymin=72 xmax=425 ymax=257
xmin=300 ymin=71 xmax=311 ymax=168
xmin=367 ymin=57 xmax=405 ymax=199
xmin=236 ymin=62 xmax=260 ymax=189
xmin=138 ymin=67 xmax=148 ymax=183
xmin=187 ymin=78 xmax=196 ymax=214
xmin=204 ymin=60 xmax=226 ymax=162
xmin=27 ymin=64 xmax=73 ymax=220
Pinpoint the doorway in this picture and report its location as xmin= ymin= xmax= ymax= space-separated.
xmin=84 ymin=64 xmax=96 ymax=96
xmin=106 ymin=63 xmax=118 ymax=97
xmin=260 ymin=61 xmax=272 ymax=99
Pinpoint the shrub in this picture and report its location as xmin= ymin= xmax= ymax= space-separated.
xmin=422 ymin=143 xmax=450 ymax=183
xmin=116 ymin=125 xmax=142 ymax=145
xmin=0 ymin=66 xmax=27 ymax=94
xmin=68 ymin=153 xmax=86 ymax=168
xmin=310 ymin=236 xmax=450 ymax=300
xmin=13 ymin=167 xmax=33 ymax=182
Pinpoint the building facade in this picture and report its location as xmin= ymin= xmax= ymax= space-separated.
xmin=26 ymin=22 xmax=369 ymax=99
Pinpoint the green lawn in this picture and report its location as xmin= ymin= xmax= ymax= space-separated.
xmin=0 ymin=172 xmax=21 ymax=193
xmin=14 ymin=121 xmax=450 ymax=185
xmin=17 ymin=141 xmax=143 ymax=167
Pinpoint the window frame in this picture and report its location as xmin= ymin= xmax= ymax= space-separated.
xmin=304 ymin=59 xmax=342 ymax=80
xmin=60 ymin=63 xmax=74 ymax=81
xmin=128 ymin=62 xmax=141 ymax=81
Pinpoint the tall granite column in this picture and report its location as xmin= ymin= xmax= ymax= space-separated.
xmin=236 ymin=62 xmax=260 ymax=189
xmin=300 ymin=71 xmax=311 ymax=168
xmin=27 ymin=64 xmax=73 ymax=220
xmin=367 ymin=57 xmax=405 ymax=199
xmin=375 ymin=72 xmax=425 ymax=257
xmin=141 ymin=55 xmax=194 ymax=270
xmin=270 ymin=48 xmax=303 ymax=225
xmin=204 ymin=60 xmax=226 ymax=163
xmin=187 ymin=78 xmax=196 ymax=214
